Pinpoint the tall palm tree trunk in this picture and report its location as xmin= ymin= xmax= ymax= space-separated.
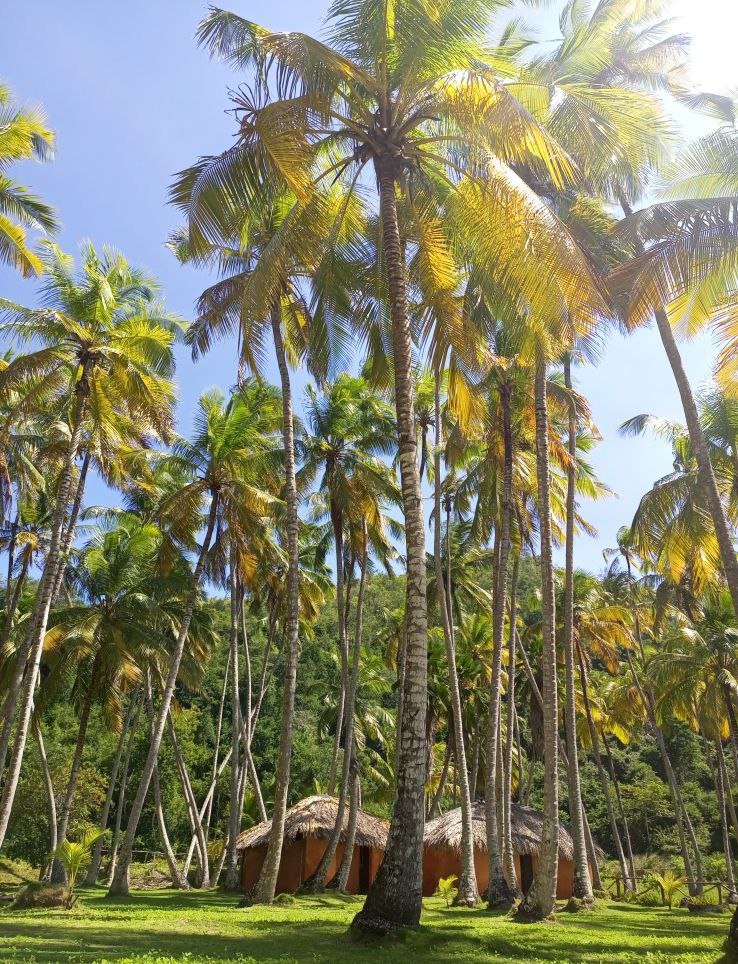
xmin=306 ymin=510 xmax=352 ymax=891
xmin=107 ymin=493 xmax=219 ymax=896
xmin=601 ymin=730 xmax=636 ymax=888
xmin=252 ymin=306 xmax=301 ymax=904
xmin=225 ymin=554 xmax=242 ymax=889
xmin=106 ymin=693 xmax=140 ymax=887
xmin=486 ymin=383 xmax=514 ymax=907
xmin=577 ymin=648 xmax=633 ymax=892
xmin=624 ymin=649 xmax=699 ymax=892
xmin=502 ymin=560 xmax=520 ymax=895
xmin=50 ymin=447 xmax=91 ymax=603
xmin=714 ymin=740 xmax=738 ymax=900
xmin=0 ymin=553 xmax=29 ymax=653
xmin=143 ymin=674 xmax=190 ymax=890
xmin=167 ymin=712 xmax=210 ymax=887
xmin=352 ymin=159 xmax=428 ymax=936
xmin=0 ymin=367 xmax=91 ymax=843
xmin=432 ymin=376 xmax=477 ymax=907
xmin=518 ymin=359 xmax=559 ymax=920
xmin=50 ymin=647 xmax=103 ymax=883
xmin=35 ymin=721 xmax=56 ymax=882
xmin=335 ymin=534 xmax=368 ymax=891
xmin=85 ymin=691 xmax=141 ymax=885
xmin=563 ymin=358 xmax=593 ymax=903
xmin=655 ymin=309 xmax=738 ymax=614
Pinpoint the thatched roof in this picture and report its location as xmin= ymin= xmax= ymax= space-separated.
xmin=236 ymin=795 xmax=389 ymax=852
xmin=424 ymin=801 xmax=577 ymax=860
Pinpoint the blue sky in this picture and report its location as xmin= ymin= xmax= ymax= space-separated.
xmin=0 ymin=0 xmax=733 ymax=573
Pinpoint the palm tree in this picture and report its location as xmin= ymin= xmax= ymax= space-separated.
xmin=41 ymin=516 xmax=216 ymax=882
xmin=0 ymin=82 xmax=57 ymax=275
xmin=299 ymin=374 xmax=398 ymax=891
xmin=107 ymin=385 xmax=280 ymax=895
xmin=194 ymin=0 xmax=603 ymax=930
xmin=0 ymin=242 xmax=177 ymax=847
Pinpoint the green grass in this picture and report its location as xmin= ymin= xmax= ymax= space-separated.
xmin=0 ymin=888 xmax=733 ymax=964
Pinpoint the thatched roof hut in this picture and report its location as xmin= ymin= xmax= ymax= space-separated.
xmin=237 ymin=795 xmax=388 ymax=895
xmin=424 ymin=801 xmax=574 ymax=859
xmin=236 ymin=794 xmax=388 ymax=852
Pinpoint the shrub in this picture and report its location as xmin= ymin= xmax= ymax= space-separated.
xmin=434 ymin=875 xmax=459 ymax=907
xmin=654 ymin=871 xmax=686 ymax=909
xmin=12 ymin=881 xmax=69 ymax=910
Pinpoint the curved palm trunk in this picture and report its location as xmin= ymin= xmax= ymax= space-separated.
xmin=517 ymin=359 xmax=559 ymax=920
xmin=252 ymin=306 xmax=301 ymax=904
xmin=352 ymin=159 xmax=428 ymax=936
xmin=225 ymin=554 xmax=242 ymax=890
xmin=50 ymin=647 xmax=103 ymax=883
xmin=85 ymin=691 xmax=140 ymax=885
xmin=562 ymin=359 xmax=593 ymax=903
xmin=432 ymin=378 xmax=478 ymax=907
xmin=654 ymin=309 xmax=738 ymax=614
xmin=601 ymin=730 xmax=636 ymax=889
xmin=35 ymin=721 xmax=56 ymax=882
xmin=306 ymin=509 xmax=351 ymax=891
xmin=486 ymin=384 xmax=514 ymax=907
xmin=715 ymin=740 xmax=738 ymax=900
xmin=0 ymin=369 xmax=91 ymax=841
xmin=335 ymin=538 xmax=368 ymax=891
xmin=502 ymin=560 xmax=520 ymax=895
xmin=167 ymin=712 xmax=210 ymax=887
xmin=624 ymin=649 xmax=698 ymax=892
xmin=143 ymin=675 xmax=190 ymax=890
xmin=50 ymin=447 xmax=91 ymax=604
xmin=106 ymin=695 xmax=140 ymax=887
xmin=0 ymin=552 xmax=29 ymax=654
xmin=577 ymin=647 xmax=633 ymax=892
xmin=107 ymin=493 xmax=219 ymax=896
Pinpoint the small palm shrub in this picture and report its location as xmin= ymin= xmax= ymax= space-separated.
xmin=654 ymin=871 xmax=686 ymax=909
xmin=53 ymin=830 xmax=106 ymax=908
xmin=434 ymin=875 xmax=459 ymax=908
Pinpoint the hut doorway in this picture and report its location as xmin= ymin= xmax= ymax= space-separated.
xmin=520 ymin=855 xmax=534 ymax=895
xmin=359 ymin=846 xmax=372 ymax=892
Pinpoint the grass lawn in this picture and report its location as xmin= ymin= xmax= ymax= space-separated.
xmin=0 ymin=888 xmax=734 ymax=964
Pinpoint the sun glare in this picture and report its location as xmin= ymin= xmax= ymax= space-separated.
xmin=673 ymin=0 xmax=737 ymax=95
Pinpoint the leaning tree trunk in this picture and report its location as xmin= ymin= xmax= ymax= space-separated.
xmin=167 ymin=712 xmax=210 ymax=887
xmin=85 ymin=691 xmax=141 ymax=885
xmin=50 ymin=647 xmax=103 ymax=883
xmin=502 ymin=560 xmax=520 ymax=896
xmin=34 ymin=720 xmax=57 ymax=882
xmin=486 ymin=383 xmax=514 ymax=907
xmin=225 ymin=552 xmax=242 ymax=890
xmin=601 ymin=730 xmax=636 ymax=888
xmin=577 ymin=647 xmax=633 ymax=892
xmin=107 ymin=493 xmax=219 ymax=896
xmin=517 ymin=359 xmax=559 ymax=920
xmin=714 ymin=740 xmax=738 ymax=901
xmin=306 ymin=507 xmax=352 ymax=891
xmin=0 ymin=366 xmax=91 ymax=843
xmin=143 ymin=675 xmax=190 ymax=890
xmin=430 ymin=377 xmax=478 ymax=906
xmin=252 ymin=305 xmax=302 ymax=905
xmin=624 ymin=649 xmax=698 ymax=892
xmin=562 ymin=358 xmax=593 ymax=904
xmin=50 ymin=447 xmax=91 ymax=604
xmin=106 ymin=692 xmax=140 ymax=887
xmin=334 ymin=536 xmax=369 ymax=891
xmin=0 ymin=552 xmax=29 ymax=655
xmin=351 ymin=157 xmax=428 ymax=936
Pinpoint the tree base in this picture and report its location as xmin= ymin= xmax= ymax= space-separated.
xmin=487 ymin=876 xmax=515 ymax=911
xmin=563 ymin=896 xmax=595 ymax=913
xmin=106 ymin=866 xmax=130 ymax=898
xmin=348 ymin=909 xmax=415 ymax=942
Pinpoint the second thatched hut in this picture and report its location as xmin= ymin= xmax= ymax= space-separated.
xmin=236 ymin=795 xmax=389 ymax=894
xmin=423 ymin=801 xmax=593 ymax=898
